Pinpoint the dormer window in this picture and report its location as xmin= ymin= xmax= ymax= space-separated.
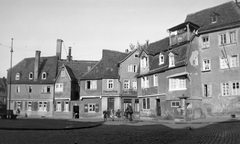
xmin=210 ymin=13 xmax=219 ymax=24
xmin=29 ymin=72 xmax=33 ymax=80
xmin=61 ymin=69 xmax=65 ymax=77
xmin=169 ymin=52 xmax=175 ymax=67
xmin=15 ymin=73 xmax=20 ymax=80
xmin=159 ymin=53 xmax=164 ymax=65
xmin=42 ymin=72 xmax=47 ymax=80
xmin=140 ymin=56 xmax=148 ymax=68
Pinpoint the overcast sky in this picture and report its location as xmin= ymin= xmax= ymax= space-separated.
xmin=0 ymin=0 xmax=232 ymax=77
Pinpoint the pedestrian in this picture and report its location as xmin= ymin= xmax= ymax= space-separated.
xmin=103 ymin=110 xmax=108 ymax=121
xmin=126 ymin=104 xmax=133 ymax=122
xmin=16 ymin=108 xmax=20 ymax=117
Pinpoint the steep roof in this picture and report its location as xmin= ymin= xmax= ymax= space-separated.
xmin=81 ymin=49 xmax=128 ymax=80
xmin=185 ymin=1 xmax=240 ymax=33
xmin=146 ymin=37 xmax=169 ymax=56
xmin=8 ymin=56 xmax=58 ymax=84
xmin=58 ymin=60 xmax=98 ymax=81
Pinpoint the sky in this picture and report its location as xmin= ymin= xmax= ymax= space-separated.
xmin=0 ymin=0 xmax=232 ymax=77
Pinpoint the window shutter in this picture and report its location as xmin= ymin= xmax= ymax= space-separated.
xmin=95 ymin=104 xmax=99 ymax=112
xmin=62 ymin=101 xmax=64 ymax=111
xmin=69 ymin=102 xmax=71 ymax=111
xmin=147 ymin=98 xmax=150 ymax=109
xmin=47 ymin=102 xmax=50 ymax=111
xmin=84 ymin=104 xmax=88 ymax=112
xmin=25 ymin=101 xmax=27 ymax=110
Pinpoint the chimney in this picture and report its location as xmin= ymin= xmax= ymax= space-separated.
xmin=56 ymin=39 xmax=63 ymax=60
xmin=146 ymin=40 xmax=149 ymax=48
xmin=125 ymin=49 xmax=129 ymax=53
xmin=67 ymin=47 xmax=72 ymax=61
xmin=34 ymin=50 xmax=41 ymax=81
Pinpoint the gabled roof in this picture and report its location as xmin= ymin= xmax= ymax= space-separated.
xmin=119 ymin=48 xmax=140 ymax=64
xmin=8 ymin=56 xmax=58 ymax=84
xmin=185 ymin=1 xmax=240 ymax=33
xmin=81 ymin=49 xmax=128 ymax=80
xmin=57 ymin=60 xmax=98 ymax=81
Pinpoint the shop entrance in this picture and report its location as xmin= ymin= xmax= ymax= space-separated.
xmin=73 ymin=105 xmax=79 ymax=119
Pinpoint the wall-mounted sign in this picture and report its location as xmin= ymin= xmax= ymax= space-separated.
xmin=103 ymin=90 xmax=118 ymax=93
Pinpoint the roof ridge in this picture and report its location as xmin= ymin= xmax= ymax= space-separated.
xmin=102 ymin=49 xmax=126 ymax=54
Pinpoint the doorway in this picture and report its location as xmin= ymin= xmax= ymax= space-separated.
xmin=156 ymin=99 xmax=161 ymax=116
xmin=73 ymin=105 xmax=79 ymax=119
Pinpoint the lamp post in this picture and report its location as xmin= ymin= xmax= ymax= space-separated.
xmin=8 ymin=38 xmax=13 ymax=116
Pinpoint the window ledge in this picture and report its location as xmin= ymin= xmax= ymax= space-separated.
xmin=219 ymin=42 xmax=237 ymax=47
xmin=169 ymin=88 xmax=187 ymax=91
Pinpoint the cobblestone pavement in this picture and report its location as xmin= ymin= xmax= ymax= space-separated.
xmin=0 ymin=121 xmax=240 ymax=144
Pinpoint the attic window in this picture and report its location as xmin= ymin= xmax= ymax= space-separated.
xmin=159 ymin=53 xmax=164 ymax=65
xmin=210 ymin=13 xmax=219 ymax=24
xmin=169 ymin=52 xmax=175 ymax=67
xmin=42 ymin=72 xmax=47 ymax=80
xmin=29 ymin=72 xmax=33 ymax=80
xmin=61 ymin=69 xmax=65 ymax=77
xmin=15 ymin=73 xmax=20 ymax=80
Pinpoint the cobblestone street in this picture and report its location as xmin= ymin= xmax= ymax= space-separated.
xmin=1 ymin=121 xmax=240 ymax=144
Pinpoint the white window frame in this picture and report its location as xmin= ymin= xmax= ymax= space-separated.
xmin=27 ymin=101 xmax=32 ymax=111
xmin=219 ymin=33 xmax=227 ymax=45
xmin=171 ymin=101 xmax=180 ymax=107
xmin=16 ymin=101 xmax=21 ymax=109
xmin=229 ymin=31 xmax=237 ymax=44
xmin=42 ymin=72 xmax=47 ymax=80
xmin=220 ymin=55 xmax=239 ymax=69
xmin=127 ymin=65 xmax=132 ymax=72
xmin=232 ymin=82 xmax=240 ymax=95
xmin=153 ymin=75 xmax=158 ymax=87
xmin=202 ymin=58 xmax=211 ymax=71
xmin=86 ymin=80 xmax=97 ymax=90
xmin=38 ymin=101 xmax=47 ymax=111
xmin=221 ymin=82 xmax=230 ymax=96
xmin=202 ymin=36 xmax=209 ymax=49
xmin=42 ymin=86 xmax=51 ymax=93
xmin=132 ymin=80 xmax=137 ymax=89
xmin=29 ymin=72 xmax=33 ymax=80
xmin=15 ymin=73 xmax=20 ymax=80
xmin=159 ymin=53 xmax=164 ymax=65
xmin=107 ymin=79 xmax=114 ymax=89
xmin=16 ymin=86 xmax=20 ymax=93
xmin=169 ymin=77 xmax=187 ymax=91
xmin=203 ymin=84 xmax=212 ymax=97
xmin=123 ymin=79 xmax=130 ymax=89
xmin=219 ymin=56 xmax=229 ymax=69
xmin=55 ymin=83 xmax=63 ymax=92
xmin=141 ymin=56 xmax=148 ymax=68
xmin=169 ymin=53 xmax=175 ymax=67
xmin=64 ymin=102 xmax=69 ymax=112
xmin=88 ymin=103 xmax=96 ymax=113
xmin=56 ymin=101 xmax=61 ymax=111
xmin=141 ymin=76 xmax=149 ymax=88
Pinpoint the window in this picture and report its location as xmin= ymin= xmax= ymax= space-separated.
xmin=29 ymin=72 xmax=33 ymax=80
xmin=123 ymin=79 xmax=130 ymax=89
xmin=16 ymin=86 xmax=20 ymax=93
xmin=15 ymin=73 xmax=20 ymax=80
xmin=203 ymin=84 xmax=212 ymax=97
xmin=220 ymin=55 xmax=239 ymax=69
xmin=141 ymin=77 xmax=149 ymax=88
xmin=56 ymin=101 xmax=61 ymax=111
xmin=202 ymin=36 xmax=209 ymax=48
xmin=221 ymin=83 xmax=230 ymax=96
xmin=86 ymin=80 xmax=97 ymax=90
xmin=232 ymin=82 xmax=240 ymax=95
xmin=171 ymin=101 xmax=180 ymax=107
xmin=169 ymin=77 xmax=186 ymax=91
xmin=64 ymin=102 xmax=69 ymax=112
xmin=229 ymin=31 xmax=236 ymax=43
xmin=153 ymin=75 xmax=158 ymax=87
xmin=134 ymin=99 xmax=139 ymax=112
xmin=127 ymin=65 xmax=137 ymax=72
xmin=28 ymin=86 xmax=32 ymax=93
xmin=27 ymin=101 xmax=32 ymax=111
xmin=38 ymin=101 xmax=47 ymax=111
xmin=141 ymin=56 xmax=148 ymax=68
xmin=61 ymin=69 xmax=65 ymax=77
xmin=55 ymin=83 xmax=63 ymax=92
xmin=132 ymin=80 xmax=137 ymax=89
xmin=159 ymin=53 xmax=164 ymax=65
xmin=169 ymin=53 xmax=175 ymax=67
xmin=143 ymin=98 xmax=150 ymax=109
xmin=211 ymin=16 xmax=217 ymax=23
xmin=219 ymin=33 xmax=227 ymax=45
xmin=42 ymin=72 xmax=47 ymax=80
xmin=107 ymin=79 xmax=114 ymax=89
xmin=202 ymin=59 xmax=211 ymax=71
xmin=88 ymin=104 xmax=96 ymax=112
xmin=42 ymin=86 xmax=51 ymax=93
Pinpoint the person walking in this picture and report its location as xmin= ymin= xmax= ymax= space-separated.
xmin=126 ymin=104 xmax=133 ymax=122
xmin=103 ymin=110 xmax=108 ymax=121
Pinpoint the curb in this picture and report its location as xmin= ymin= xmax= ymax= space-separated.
xmin=0 ymin=123 xmax=102 ymax=131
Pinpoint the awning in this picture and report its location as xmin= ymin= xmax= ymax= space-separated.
xmin=80 ymin=96 xmax=102 ymax=100
xmin=167 ymin=72 xmax=189 ymax=78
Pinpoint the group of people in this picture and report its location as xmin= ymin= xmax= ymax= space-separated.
xmin=103 ymin=104 xmax=133 ymax=122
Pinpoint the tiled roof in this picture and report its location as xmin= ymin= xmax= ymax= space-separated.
xmin=185 ymin=1 xmax=240 ymax=33
xmin=81 ymin=49 xmax=128 ymax=80
xmin=146 ymin=37 xmax=169 ymax=56
xmin=58 ymin=60 xmax=98 ymax=81
xmin=8 ymin=56 xmax=58 ymax=84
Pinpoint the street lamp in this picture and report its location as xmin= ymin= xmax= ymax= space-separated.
xmin=8 ymin=38 xmax=13 ymax=116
